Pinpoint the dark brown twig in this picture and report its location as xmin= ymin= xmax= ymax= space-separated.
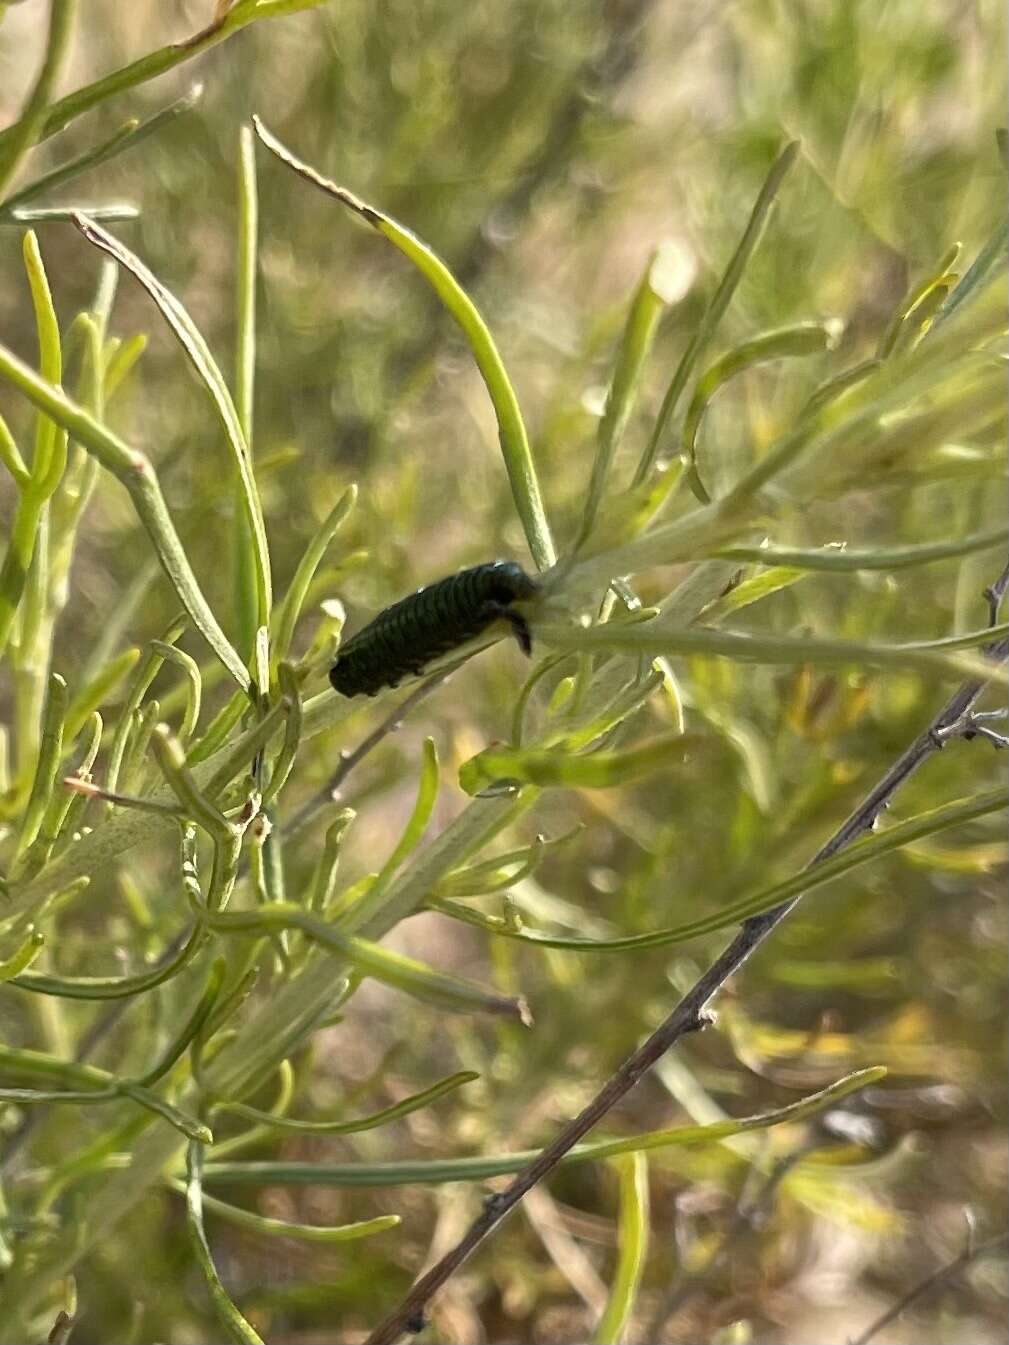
xmin=285 ymin=671 xmax=450 ymax=839
xmin=365 ymin=622 xmax=1009 ymax=1344
xmin=849 ymin=1219 xmax=1008 ymax=1345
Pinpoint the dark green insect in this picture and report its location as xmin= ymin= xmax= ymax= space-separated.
xmin=329 ymin=560 xmax=538 ymax=698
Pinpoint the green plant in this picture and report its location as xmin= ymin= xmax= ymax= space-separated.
xmin=0 ymin=4 xmax=1005 ymax=1342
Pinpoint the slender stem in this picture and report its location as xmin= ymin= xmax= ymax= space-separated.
xmin=285 ymin=672 xmax=449 ymax=838
xmin=631 ymin=141 xmax=799 ymax=486
xmin=364 ymin=633 xmax=1009 ymax=1344
xmin=252 ymin=117 xmax=557 ymax=571
xmin=850 ymin=1230 xmax=1008 ymax=1345
xmin=0 ymin=85 xmax=203 ymax=217
xmin=233 ymin=125 xmax=259 ymax=656
xmin=0 ymin=339 xmax=250 ymax=691
xmin=0 ymin=2 xmax=325 ymax=161
xmin=0 ymin=0 xmax=78 ymax=202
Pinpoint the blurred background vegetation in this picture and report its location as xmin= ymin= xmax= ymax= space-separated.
xmin=0 ymin=1 xmax=1006 ymax=1342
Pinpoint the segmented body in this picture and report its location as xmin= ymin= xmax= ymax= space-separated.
xmin=329 ymin=561 xmax=538 ymax=698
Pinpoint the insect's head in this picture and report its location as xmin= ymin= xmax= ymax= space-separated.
xmin=488 ymin=560 xmax=539 ymax=604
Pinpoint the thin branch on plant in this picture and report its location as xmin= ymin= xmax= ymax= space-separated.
xmin=285 ymin=671 xmax=450 ymax=838
xmin=0 ymin=0 xmax=78 ymax=203
xmin=0 ymin=2 xmax=328 ymax=160
xmin=932 ymin=708 xmax=1009 ymax=749
xmin=364 ymin=621 xmax=1009 ymax=1344
xmin=849 ymin=1217 xmax=1008 ymax=1345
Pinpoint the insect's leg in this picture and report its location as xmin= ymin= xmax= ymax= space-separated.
xmin=486 ymin=602 xmax=533 ymax=656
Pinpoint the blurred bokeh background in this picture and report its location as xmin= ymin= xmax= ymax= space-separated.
xmin=0 ymin=2 xmax=1006 ymax=1342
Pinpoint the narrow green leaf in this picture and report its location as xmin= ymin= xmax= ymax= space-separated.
xmin=437 ymin=830 xmax=579 ymax=898
xmin=25 ymin=710 xmax=103 ymax=870
xmin=578 ymin=246 xmax=684 ymax=545
xmin=0 ymin=929 xmax=45 ymax=982
xmin=0 ymin=410 xmax=29 ymax=486
xmin=594 ymin=1153 xmax=650 ymax=1345
xmin=13 ymin=925 xmax=203 ymax=1000
xmin=800 ymin=357 xmax=881 ymax=420
xmin=233 ymin=123 xmax=260 ymax=655
xmin=460 ymin=731 xmax=708 ymax=795
xmin=15 ymin=673 xmax=67 ymax=862
xmin=0 ymin=0 xmax=78 ymax=201
xmin=682 ymin=321 xmax=841 ymax=504
xmin=118 ymin=1083 xmax=212 ymax=1144
xmin=344 ymin=738 xmax=440 ymax=927
xmin=63 ymin=646 xmax=140 ymax=743
xmin=0 ymin=85 xmax=203 ymax=215
xmin=150 ymin=641 xmax=202 ymax=744
xmin=714 ymin=527 xmax=1008 ymax=572
xmin=0 ymin=1043 xmax=117 ymax=1092
xmin=467 ymin=789 xmax=1007 ymax=953
xmin=168 ymin=1181 xmax=399 ymax=1244
xmin=0 ymin=1042 xmax=210 ymax=1140
xmin=73 ymin=213 xmax=272 ymax=635
xmin=23 ymin=226 xmax=66 ymax=494
xmin=0 ymin=341 xmax=250 ymax=690
xmin=103 ymin=331 xmax=149 ymax=400
xmin=152 ymin=725 xmax=235 ymax=846
xmin=203 ymin=903 xmax=530 ymax=1022
xmin=135 ymin=960 xmax=225 ymax=1088
xmin=186 ymin=689 xmax=249 ymax=766
xmin=186 ymin=1140 xmax=265 ymax=1345
xmin=633 ymin=140 xmax=800 ymax=484
xmin=217 ymin=1069 xmax=478 ymax=1134
xmin=260 ymin=664 xmax=301 ymax=806
xmin=308 ymin=808 xmax=356 ymax=913
xmin=252 ymin=116 xmax=556 ymax=571
xmin=879 ymin=243 xmax=962 ymax=358
xmin=0 ymin=233 xmax=66 ymax=655
xmin=0 ymin=1 xmax=329 ymax=156
xmin=203 ymin=1068 xmax=886 ymax=1187
xmin=537 ymin=619 xmax=1008 ymax=685
xmin=271 ymin=484 xmax=356 ymax=668
xmin=106 ymin=618 xmax=186 ymax=798
xmin=201 ymin=697 xmax=289 ymax=799
xmin=511 ymin=653 xmax=573 ymax=747
xmin=934 ymin=217 xmax=1009 ymax=327
xmin=550 ymin=666 xmax=665 ymax=754
xmin=700 ymin=566 xmax=808 ymax=621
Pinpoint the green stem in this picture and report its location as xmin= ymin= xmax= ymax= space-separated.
xmin=0 ymin=2 xmax=326 ymax=160
xmin=252 ymin=116 xmax=556 ymax=571
xmin=0 ymin=340 xmax=250 ymax=691
xmin=0 ymin=0 xmax=79 ymax=202
xmin=185 ymin=1139 xmax=265 ymax=1345
xmin=0 ymin=85 xmax=203 ymax=217
xmin=233 ymin=125 xmax=260 ymax=656
xmin=632 ymin=141 xmax=799 ymax=486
